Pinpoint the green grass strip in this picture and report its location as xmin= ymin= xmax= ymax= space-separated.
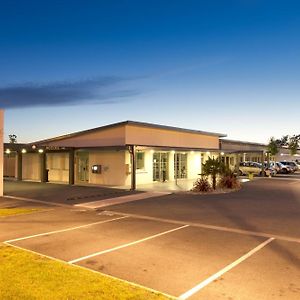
xmin=0 ymin=245 xmax=172 ymax=300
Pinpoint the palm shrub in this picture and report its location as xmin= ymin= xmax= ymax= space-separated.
xmin=191 ymin=176 xmax=212 ymax=192
xmin=202 ymin=157 xmax=227 ymax=190
xmin=218 ymin=170 xmax=241 ymax=189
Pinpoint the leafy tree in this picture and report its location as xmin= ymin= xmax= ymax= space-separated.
xmin=267 ymin=137 xmax=279 ymax=156
xmin=288 ymin=135 xmax=299 ymax=155
xmin=278 ymin=135 xmax=289 ymax=147
xmin=270 ymin=135 xmax=300 ymax=156
xmin=8 ymin=134 xmax=17 ymax=144
xmin=202 ymin=157 xmax=227 ymax=190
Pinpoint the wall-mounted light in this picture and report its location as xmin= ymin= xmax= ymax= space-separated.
xmin=21 ymin=149 xmax=27 ymax=154
xmin=206 ymin=151 xmax=210 ymax=155
xmin=38 ymin=149 xmax=44 ymax=153
xmin=190 ymin=151 xmax=194 ymax=154
xmin=5 ymin=149 xmax=11 ymax=154
xmin=32 ymin=145 xmax=36 ymax=150
xmin=91 ymin=165 xmax=102 ymax=174
xmin=221 ymin=152 xmax=225 ymax=156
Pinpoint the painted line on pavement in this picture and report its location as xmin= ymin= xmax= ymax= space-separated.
xmin=288 ymin=181 xmax=300 ymax=185
xmin=0 ymin=208 xmax=54 ymax=218
xmin=3 ymin=242 xmax=177 ymax=300
xmin=5 ymin=216 xmax=129 ymax=243
xmin=105 ymin=211 xmax=300 ymax=244
xmin=4 ymin=195 xmax=70 ymax=208
xmin=75 ymin=191 xmax=171 ymax=209
xmin=178 ymin=237 xmax=275 ymax=299
xmin=69 ymin=224 xmax=189 ymax=264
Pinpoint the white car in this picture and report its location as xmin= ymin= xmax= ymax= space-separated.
xmin=239 ymin=162 xmax=274 ymax=177
xmin=280 ymin=161 xmax=298 ymax=172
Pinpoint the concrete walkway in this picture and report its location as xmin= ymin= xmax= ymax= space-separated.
xmin=75 ymin=191 xmax=171 ymax=209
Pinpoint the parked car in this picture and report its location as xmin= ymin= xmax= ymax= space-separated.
xmin=280 ymin=161 xmax=298 ymax=172
xmin=273 ymin=162 xmax=293 ymax=174
xmin=239 ymin=162 xmax=274 ymax=177
xmin=268 ymin=162 xmax=280 ymax=173
xmin=296 ymin=161 xmax=300 ymax=171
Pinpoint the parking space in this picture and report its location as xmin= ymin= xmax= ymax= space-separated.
xmin=191 ymin=240 xmax=300 ymax=300
xmin=8 ymin=217 xmax=177 ymax=262
xmin=0 ymin=204 xmax=121 ymax=242
xmin=1 ymin=177 xmax=300 ymax=299
xmin=77 ymin=225 xmax=267 ymax=297
xmin=4 ymin=213 xmax=273 ymax=298
xmin=3 ymin=212 xmax=300 ymax=299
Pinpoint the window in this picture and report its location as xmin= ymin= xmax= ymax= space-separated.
xmin=136 ymin=152 xmax=145 ymax=170
xmin=174 ymin=153 xmax=187 ymax=179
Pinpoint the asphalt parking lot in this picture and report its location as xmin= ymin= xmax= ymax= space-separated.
xmin=1 ymin=177 xmax=300 ymax=299
xmin=3 ymin=180 xmax=140 ymax=205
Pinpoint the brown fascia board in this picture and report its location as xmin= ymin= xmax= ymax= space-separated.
xmin=4 ymin=143 xmax=28 ymax=151
xmin=220 ymin=138 xmax=267 ymax=147
xmin=31 ymin=120 xmax=227 ymax=146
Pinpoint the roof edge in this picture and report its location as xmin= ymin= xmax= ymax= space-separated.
xmin=32 ymin=120 xmax=227 ymax=145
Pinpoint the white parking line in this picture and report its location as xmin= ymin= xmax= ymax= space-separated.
xmin=106 ymin=211 xmax=300 ymax=244
xmin=4 ymin=195 xmax=70 ymax=207
xmin=75 ymin=191 xmax=171 ymax=209
xmin=178 ymin=237 xmax=275 ymax=299
xmin=5 ymin=216 xmax=129 ymax=243
xmin=288 ymin=181 xmax=300 ymax=185
xmin=69 ymin=224 xmax=189 ymax=264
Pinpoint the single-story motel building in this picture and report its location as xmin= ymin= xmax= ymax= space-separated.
xmin=2 ymin=118 xmax=300 ymax=191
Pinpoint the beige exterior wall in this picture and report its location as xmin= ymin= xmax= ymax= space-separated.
xmin=87 ymin=150 xmax=126 ymax=186
xmin=125 ymin=149 xmax=204 ymax=186
xmin=22 ymin=153 xmax=41 ymax=181
xmin=41 ymin=126 xmax=126 ymax=148
xmin=125 ymin=149 xmax=155 ymax=186
xmin=4 ymin=153 xmax=17 ymax=177
xmin=47 ymin=153 xmax=69 ymax=183
xmin=0 ymin=110 xmax=3 ymax=196
xmin=187 ymin=152 xmax=202 ymax=179
xmin=125 ymin=124 xmax=220 ymax=149
xmin=275 ymin=148 xmax=300 ymax=162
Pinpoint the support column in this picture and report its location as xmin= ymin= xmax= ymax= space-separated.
xmin=235 ymin=153 xmax=240 ymax=175
xmin=129 ymin=145 xmax=136 ymax=190
xmin=17 ymin=152 xmax=22 ymax=181
xmin=69 ymin=148 xmax=75 ymax=185
xmin=40 ymin=152 xmax=47 ymax=182
xmin=0 ymin=110 xmax=3 ymax=196
xmin=261 ymin=151 xmax=265 ymax=177
xmin=267 ymin=152 xmax=270 ymax=167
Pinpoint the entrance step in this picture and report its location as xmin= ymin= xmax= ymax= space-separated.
xmin=74 ymin=191 xmax=171 ymax=209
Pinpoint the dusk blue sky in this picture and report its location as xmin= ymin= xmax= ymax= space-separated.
xmin=1 ymin=0 xmax=299 ymax=143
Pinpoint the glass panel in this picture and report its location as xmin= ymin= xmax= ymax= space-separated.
xmin=174 ymin=153 xmax=187 ymax=179
xmin=153 ymin=152 xmax=169 ymax=181
xmin=136 ymin=152 xmax=145 ymax=170
xmin=77 ymin=152 xmax=89 ymax=182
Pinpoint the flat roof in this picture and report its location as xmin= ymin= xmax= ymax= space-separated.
xmin=221 ymin=138 xmax=267 ymax=147
xmin=32 ymin=120 xmax=227 ymax=145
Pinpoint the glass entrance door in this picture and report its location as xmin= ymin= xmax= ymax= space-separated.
xmin=174 ymin=153 xmax=188 ymax=179
xmin=77 ymin=152 xmax=89 ymax=182
xmin=153 ymin=152 xmax=169 ymax=182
